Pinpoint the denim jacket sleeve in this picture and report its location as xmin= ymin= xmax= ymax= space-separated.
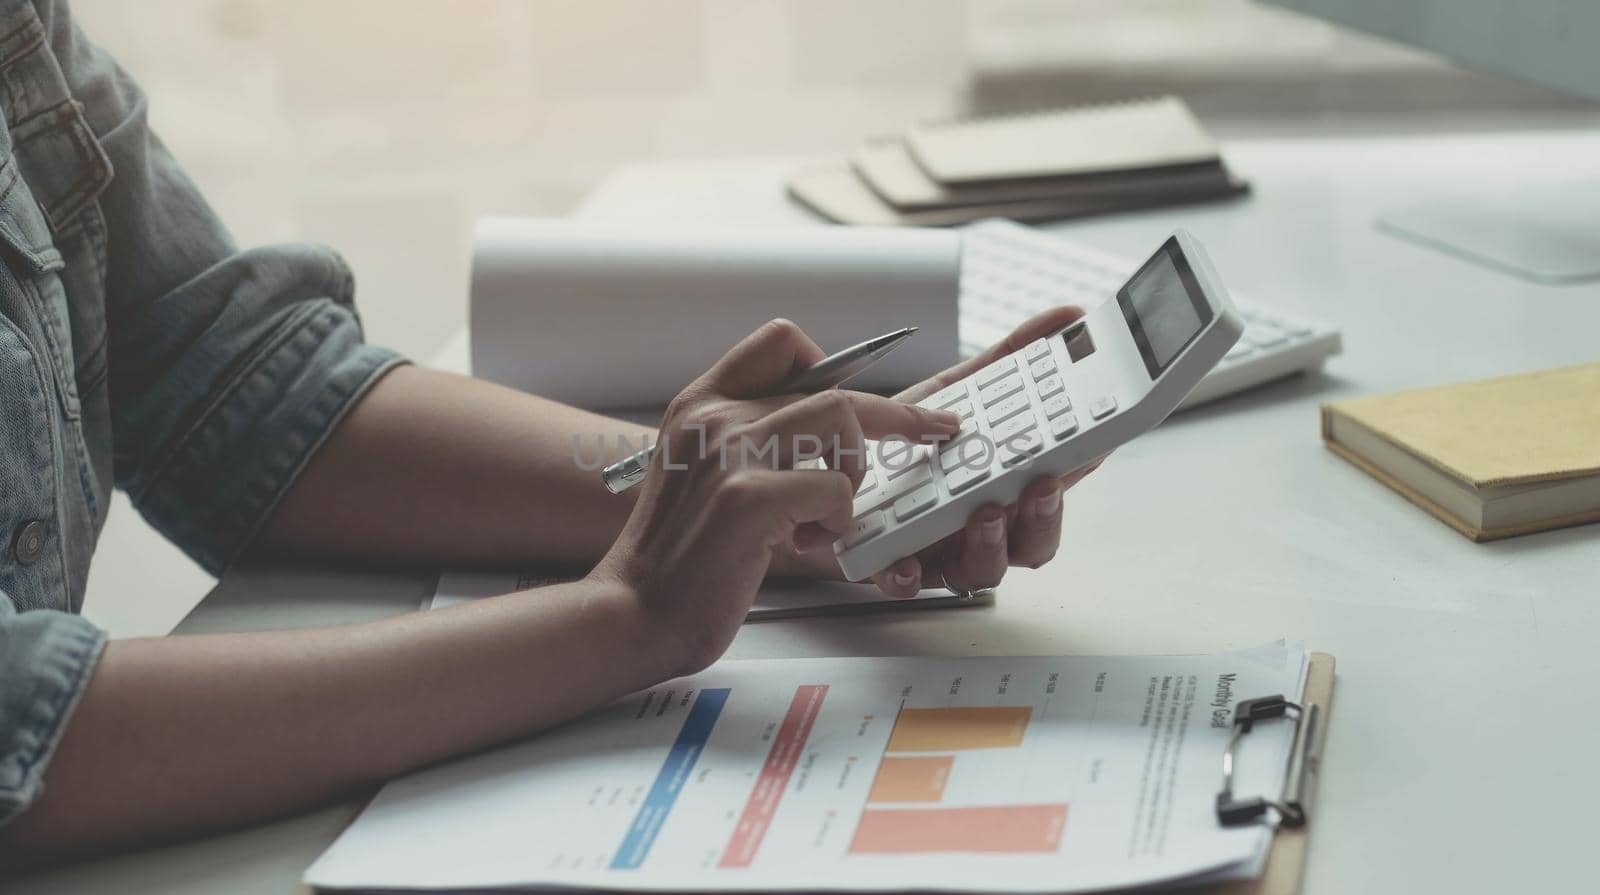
xmin=0 ymin=1 xmax=404 ymax=827
xmin=0 ymin=589 xmax=104 ymax=826
xmin=46 ymin=0 xmax=405 ymax=573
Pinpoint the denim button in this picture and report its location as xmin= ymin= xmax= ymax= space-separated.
xmin=11 ymin=520 xmax=46 ymax=564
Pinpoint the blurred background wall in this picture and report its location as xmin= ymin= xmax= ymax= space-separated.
xmin=70 ymin=0 xmax=1598 ymax=636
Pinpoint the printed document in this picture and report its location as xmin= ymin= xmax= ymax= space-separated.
xmin=307 ymin=645 xmax=1307 ymax=892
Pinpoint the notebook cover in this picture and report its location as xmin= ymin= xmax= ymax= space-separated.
xmin=851 ymin=136 xmax=1236 ymax=211
xmin=905 ymin=96 xmax=1220 ymax=185
xmin=786 ymin=163 xmax=1247 ymax=228
xmin=1321 ymin=363 xmax=1600 ymax=489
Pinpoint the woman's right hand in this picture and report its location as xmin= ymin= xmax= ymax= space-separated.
xmin=592 ymin=319 xmax=961 ymax=678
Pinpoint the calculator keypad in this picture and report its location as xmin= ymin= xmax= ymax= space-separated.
xmin=851 ymin=336 xmax=1117 ymax=548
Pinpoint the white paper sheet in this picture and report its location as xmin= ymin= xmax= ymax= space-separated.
xmin=306 ymin=646 xmax=1306 ymax=893
xmin=469 ymin=219 xmax=962 ymax=410
xmin=432 ymin=571 xmax=995 ymax=621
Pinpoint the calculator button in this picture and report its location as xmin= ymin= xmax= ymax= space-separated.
xmin=882 ymin=450 xmax=931 ymax=481
xmin=978 ymin=375 xmax=1023 ymax=406
xmin=944 ymin=462 xmax=991 ymax=495
xmin=842 ymin=511 xmax=886 ymax=548
xmin=1089 ymin=396 xmax=1117 ymax=419
xmin=1244 ymin=328 xmax=1286 ymax=350
xmin=875 ymin=439 xmax=912 ymax=467
xmin=881 ymin=461 xmax=933 ymax=499
xmin=990 ymin=413 xmax=1036 ymax=446
xmin=985 ymin=393 xmax=1030 ymax=426
xmin=1028 ymin=356 xmax=1056 ymax=379
xmin=1000 ymin=431 xmax=1044 ymax=467
xmin=1050 ymin=413 xmax=1079 ymax=439
xmin=1034 ymin=375 xmax=1064 ymax=399
xmin=1042 ymin=392 xmax=1072 ymax=419
xmin=974 ymin=358 xmax=1016 ymax=387
xmin=939 ymin=434 xmax=990 ymax=471
xmin=893 ymin=483 xmax=938 ymax=521
xmin=1023 ymin=339 xmax=1050 ymax=360
xmin=924 ymin=382 xmax=969 ymax=409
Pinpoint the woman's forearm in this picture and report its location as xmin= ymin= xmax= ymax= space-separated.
xmin=260 ymin=365 xmax=654 ymax=569
xmin=0 ymin=576 xmax=676 ymax=863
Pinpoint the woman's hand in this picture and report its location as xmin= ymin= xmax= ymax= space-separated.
xmin=592 ymin=319 xmax=962 ymax=676
xmin=870 ymin=305 xmax=1104 ymax=596
xmin=775 ymin=305 xmax=1104 ymax=597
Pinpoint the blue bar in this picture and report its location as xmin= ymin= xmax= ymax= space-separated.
xmin=610 ymin=687 xmax=731 ymax=870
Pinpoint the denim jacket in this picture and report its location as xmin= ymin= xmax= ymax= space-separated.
xmin=0 ymin=0 xmax=403 ymax=827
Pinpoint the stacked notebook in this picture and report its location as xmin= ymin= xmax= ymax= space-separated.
xmin=788 ymin=95 xmax=1248 ymax=227
xmin=1322 ymin=363 xmax=1600 ymax=541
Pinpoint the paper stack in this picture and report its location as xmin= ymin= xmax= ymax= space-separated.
xmin=788 ymin=95 xmax=1248 ymax=227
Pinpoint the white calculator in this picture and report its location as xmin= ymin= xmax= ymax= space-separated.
xmin=833 ymin=231 xmax=1244 ymax=582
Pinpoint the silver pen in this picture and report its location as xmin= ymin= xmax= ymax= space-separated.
xmin=602 ymin=326 xmax=919 ymax=494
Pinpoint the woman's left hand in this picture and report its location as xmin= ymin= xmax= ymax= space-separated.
xmin=777 ymin=305 xmax=1106 ymax=596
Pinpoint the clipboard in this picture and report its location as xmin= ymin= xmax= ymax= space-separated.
xmin=303 ymin=651 xmax=1335 ymax=895
xmin=1185 ymin=651 xmax=1336 ymax=895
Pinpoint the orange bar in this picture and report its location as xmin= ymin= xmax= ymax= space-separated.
xmin=885 ymin=706 xmax=1031 ymax=752
xmin=867 ymin=756 xmax=953 ymax=803
xmin=849 ymin=804 xmax=1067 ymax=854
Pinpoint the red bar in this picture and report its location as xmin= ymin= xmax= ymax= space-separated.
xmin=718 ymin=685 xmax=829 ymax=868
xmin=849 ymin=804 xmax=1068 ymax=854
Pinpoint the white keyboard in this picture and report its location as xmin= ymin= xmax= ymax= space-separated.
xmin=960 ymin=219 xmax=1341 ymax=410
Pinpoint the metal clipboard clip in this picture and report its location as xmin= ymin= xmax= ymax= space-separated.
xmin=1215 ymin=694 xmax=1320 ymax=829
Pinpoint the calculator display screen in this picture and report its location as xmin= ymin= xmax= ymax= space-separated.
xmin=1116 ymin=237 xmax=1212 ymax=379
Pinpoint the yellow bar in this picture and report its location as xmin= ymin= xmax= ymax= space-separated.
xmin=868 ymin=756 xmax=954 ymax=803
xmin=885 ymin=706 xmax=1031 ymax=752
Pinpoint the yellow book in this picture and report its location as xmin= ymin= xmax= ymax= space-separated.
xmin=1321 ymin=363 xmax=1600 ymax=541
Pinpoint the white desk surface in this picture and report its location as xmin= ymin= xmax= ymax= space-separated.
xmin=16 ymin=130 xmax=1600 ymax=894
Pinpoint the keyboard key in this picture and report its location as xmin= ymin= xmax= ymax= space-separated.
xmin=1050 ymin=413 xmax=1079 ymax=439
xmin=974 ymin=358 xmax=1016 ymax=387
xmin=893 ymin=483 xmax=938 ymax=521
xmin=949 ymin=399 xmax=975 ymax=420
xmin=985 ymin=393 xmax=1031 ymax=426
xmin=856 ymin=474 xmax=878 ymax=496
xmin=978 ymin=375 xmax=1024 ymax=406
xmin=1023 ymin=339 xmax=1050 ymax=360
xmin=1089 ymin=396 xmax=1118 ymax=420
xmin=841 ymin=511 xmax=887 ymax=548
xmin=1029 ymin=356 xmax=1056 ymax=379
xmin=1034 ymin=375 xmax=1064 ymax=399
xmin=944 ymin=462 xmax=991 ymax=495
xmin=1042 ymin=392 xmax=1072 ymax=419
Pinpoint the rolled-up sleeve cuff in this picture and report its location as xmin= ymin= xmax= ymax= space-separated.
xmin=136 ymin=302 xmax=406 ymax=575
xmin=0 ymin=606 xmax=105 ymax=827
